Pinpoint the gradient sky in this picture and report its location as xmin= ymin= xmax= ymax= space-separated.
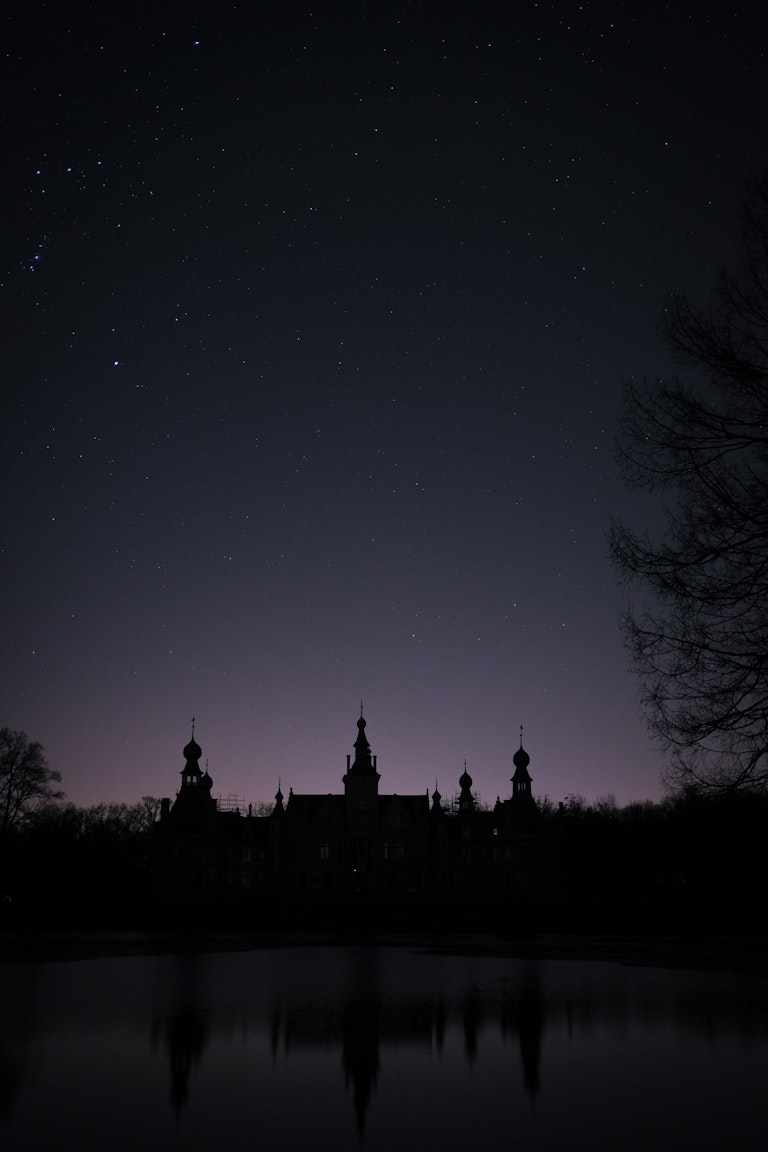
xmin=3 ymin=2 xmax=767 ymax=811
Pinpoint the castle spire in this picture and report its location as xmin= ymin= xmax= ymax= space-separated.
xmin=350 ymin=709 xmax=375 ymax=773
xmin=512 ymin=728 xmax=533 ymax=801
xmin=343 ymin=707 xmax=380 ymax=798
xmin=182 ymin=723 xmax=202 ymax=783
xmin=458 ymin=760 xmax=475 ymax=813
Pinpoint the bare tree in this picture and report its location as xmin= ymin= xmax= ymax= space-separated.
xmin=0 ymin=728 xmax=64 ymax=833
xmin=610 ymin=173 xmax=768 ymax=793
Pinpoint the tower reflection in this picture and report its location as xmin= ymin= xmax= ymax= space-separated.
xmin=149 ymin=955 xmax=548 ymax=1135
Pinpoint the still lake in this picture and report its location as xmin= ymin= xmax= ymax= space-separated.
xmin=2 ymin=934 xmax=767 ymax=1151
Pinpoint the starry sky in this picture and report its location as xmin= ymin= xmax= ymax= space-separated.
xmin=3 ymin=2 xmax=767 ymax=811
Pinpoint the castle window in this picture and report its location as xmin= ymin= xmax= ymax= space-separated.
xmin=319 ymin=843 xmax=330 ymax=860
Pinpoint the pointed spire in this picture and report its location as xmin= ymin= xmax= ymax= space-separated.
xmin=343 ymin=707 xmax=380 ymax=794
xmin=350 ymin=707 xmax=374 ymax=772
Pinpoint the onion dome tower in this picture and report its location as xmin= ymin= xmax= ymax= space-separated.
xmin=181 ymin=723 xmax=203 ymax=789
xmin=511 ymin=728 xmax=534 ymax=804
xmin=458 ymin=761 xmax=475 ymax=814
xmin=169 ymin=720 xmax=216 ymax=831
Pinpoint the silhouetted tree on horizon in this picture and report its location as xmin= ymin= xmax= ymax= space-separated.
xmin=610 ymin=171 xmax=768 ymax=794
xmin=0 ymin=728 xmax=64 ymax=835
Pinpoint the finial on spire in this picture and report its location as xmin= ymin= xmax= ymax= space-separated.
xmin=192 ymin=716 xmax=196 ymax=738
xmin=360 ymin=699 xmax=364 ymax=717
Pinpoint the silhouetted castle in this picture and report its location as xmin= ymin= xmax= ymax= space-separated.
xmin=155 ymin=710 xmax=556 ymax=924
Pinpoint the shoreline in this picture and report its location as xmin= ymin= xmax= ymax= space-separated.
xmin=2 ymin=926 xmax=766 ymax=970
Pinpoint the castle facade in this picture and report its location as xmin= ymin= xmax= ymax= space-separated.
xmin=155 ymin=710 xmax=555 ymax=922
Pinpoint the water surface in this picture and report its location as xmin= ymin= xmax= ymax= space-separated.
xmin=2 ymin=936 xmax=767 ymax=1151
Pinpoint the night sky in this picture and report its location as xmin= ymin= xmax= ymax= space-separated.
xmin=3 ymin=2 xmax=767 ymax=811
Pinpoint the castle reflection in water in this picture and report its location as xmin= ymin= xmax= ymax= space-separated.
xmin=154 ymin=954 xmax=544 ymax=1138
xmin=6 ymin=943 xmax=768 ymax=1150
